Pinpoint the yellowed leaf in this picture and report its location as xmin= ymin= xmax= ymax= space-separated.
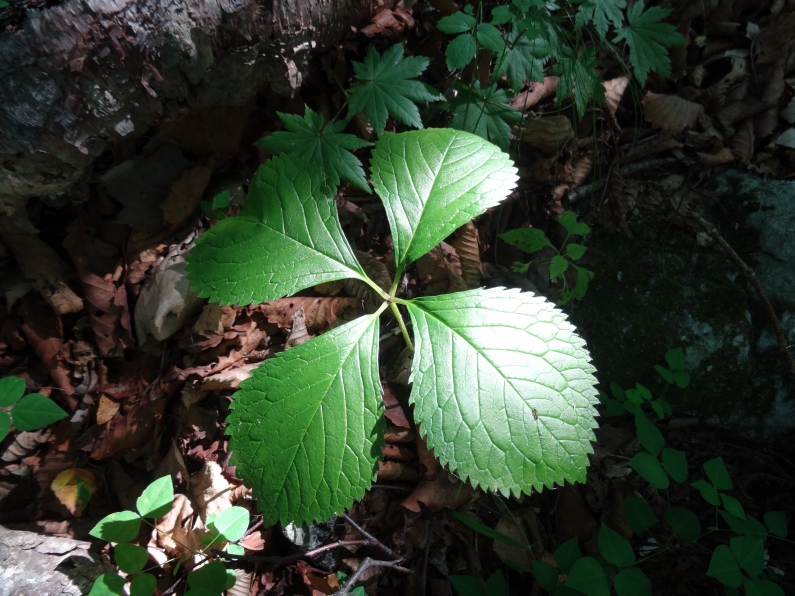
xmin=51 ymin=469 xmax=97 ymax=517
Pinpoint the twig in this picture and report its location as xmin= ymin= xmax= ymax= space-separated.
xmin=342 ymin=513 xmax=400 ymax=560
xmin=419 ymin=515 xmax=437 ymax=596
xmin=690 ymin=210 xmax=795 ymax=383
xmin=213 ymin=539 xmax=382 ymax=565
xmin=337 ymin=557 xmax=412 ymax=595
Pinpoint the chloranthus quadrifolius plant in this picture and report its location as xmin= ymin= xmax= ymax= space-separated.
xmin=186 ymin=128 xmax=600 ymax=526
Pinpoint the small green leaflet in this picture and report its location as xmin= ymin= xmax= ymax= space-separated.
xmin=495 ymin=27 xmax=549 ymax=91
xmin=214 ymin=506 xmax=249 ymax=542
xmin=255 ymin=107 xmax=372 ymax=191
xmin=136 ymin=476 xmax=174 ymax=518
xmin=551 ymin=46 xmax=605 ymax=119
xmin=0 ymin=376 xmax=25 ymax=406
xmin=614 ymin=0 xmax=684 ymax=86
xmin=575 ymin=0 xmax=626 ymax=40
xmin=370 ymin=128 xmax=517 ymax=271
xmin=11 ymin=393 xmax=68 ymax=431
xmin=406 ymin=288 xmax=599 ymax=496
xmin=448 ymin=82 xmax=523 ymax=150
xmin=227 ymin=313 xmax=383 ymax=526
xmin=444 ymin=33 xmax=477 ymax=71
xmin=347 ymin=45 xmax=443 ymax=135
xmin=437 ymin=11 xmax=476 ymax=35
xmin=186 ymin=153 xmax=369 ymax=306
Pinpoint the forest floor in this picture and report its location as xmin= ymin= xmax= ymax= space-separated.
xmin=1 ymin=1 xmax=795 ymax=595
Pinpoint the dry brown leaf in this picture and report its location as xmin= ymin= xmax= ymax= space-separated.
xmin=255 ymin=297 xmax=358 ymax=331
xmin=63 ymin=220 xmax=132 ymax=356
xmin=240 ymin=527 xmax=272 ymax=551
xmin=718 ymin=98 xmax=774 ymax=128
xmin=285 ymin=305 xmax=313 ymax=348
xmin=697 ymin=146 xmax=735 ymax=166
xmin=604 ymin=76 xmax=629 ymax=116
xmin=400 ymin=471 xmax=475 ymax=513
xmin=383 ymin=427 xmax=414 ymax=443
xmin=152 ymin=493 xmax=206 ymax=557
xmin=518 ymin=114 xmax=574 ymax=154
xmin=452 ymin=222 xmax=481 ymax=289
xmin=382 ymin=382 xmax=411 ymax=428
xmin=756 ymin=58 xmax=786 ymax=138
xmin=377 ymin=460 xmax=420 ymax=482
xmin=619 ymin=135 xmax=683 ymax=164
xmin=510 ymin=77 xmax=559 ymax=111
xmin=554 ymin=154 xmax=593 ymax=201
xmin=50 ymin=469 xmax=97 ymax=517
xmin=193 ymin=303 xmax=237 ymax=336
xmin=200 ymin=362 xmax=259 ymax=391
xmin=642 ymin=92 xmax=704 ymax=133
xmin=344 ymin=250 xmax=391 ymax=313
xmin=361 ymin=4 xmax=414 ymax=36
xmin=556 ymin=483 xmax=597 ymax=542
xmin=492 ymin=517 xmax=533 ymax=568
xmin=191 ymin=461 xmax=234 ymax=522
xmin=730 ymin=118 xmax=755 ymax=163
xmin=753 ymin=11 xmax=795 ymax=66
xmin=0 ymin=216 xmax=83 ymax=315
xmin=415 ymin=243 xmax=467 ymax=296
xmin=161 ymin=165 xmax=213 ymax=230
xmin=91 ymin=392 xmax=170 ymax=459
xmin=415 ymin=434 xmax=441 ymax=479
xmin=18 ymin=293 xmax=75 ymax=402
xmin=381 ymin=443 xmax=416 ymax=461
xmin=96 ymin=394 xmax=120 ymax=425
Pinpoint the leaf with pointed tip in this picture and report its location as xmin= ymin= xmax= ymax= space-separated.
xmin=406 ymin=288 xmax=599 ymax=496
xmin=371 ymin=129 xmax=518 ymax=271
xmin=347 ymin=45 xmax=443 ymax=135
xmin=187 ymin=154 xmax=368 ymax=306
xmin=551 ymin=46 xmax=605 ymax=119
xmin=255 ymin=107 xmax=372 ymax=191
xmin=448 ymin=83 xmax=524 ymax=150
xmin=11 ymin=393 xmax=68 ymax=431
xmin=575 ymin=0 xmax=626 ymax=39
xmin=136 ymin=476 xmax=174 ymax=519
xmin=495 ymin=27 xmax=549 ymax=90
xmin=0 ymin=376 xmax=25 ymax=407
xmin=227 ymin=314 xmax=384 ymax=526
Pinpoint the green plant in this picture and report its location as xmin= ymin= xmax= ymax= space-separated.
xmin=453 ymin=351 xmax=787 ymax=595
xmin=0 ymin=375 xmax=68 ymax=441
xmin=88 ymin=475 xmax=250 ymax=596
xmin=499 ymin=211 xmax=594 ymax=304
xmin=186 ymin=128 xmax=600 ymax=526
xmin=201 ymin=190 xmax=231 ymax=221
xmin=450 ymin=569 xmax=509 ymax=596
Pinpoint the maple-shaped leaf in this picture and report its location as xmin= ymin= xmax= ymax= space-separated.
xmin=255 ymin=107 xmax=372 ymax=191
xmin=347 ymin=44 xmax=443 ymax=135
xmin=574 ymin=0 xmax=626 ymax=39
xmin=614 ymin=0 xmax=684 ymax=86
xmin=551 ymin=46 xmax=606 ymax=118
xmin=447 ymin=82 xmax=523 ymax=150
xmin=495 ymin=27 xmax=550 ymax=91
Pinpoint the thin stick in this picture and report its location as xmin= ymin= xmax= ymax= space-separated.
xmin=337 ymin=557 xmax=412 ymax=595
xmin=691 ymin=211 xmax=795 ymax=382
xmin=342 ymin=513 xmax=401 ymax=560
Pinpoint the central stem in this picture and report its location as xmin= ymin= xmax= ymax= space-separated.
xmin=389 ymin=301 xmax=414 ymax=353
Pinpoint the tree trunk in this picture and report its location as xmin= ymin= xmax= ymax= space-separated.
xmin=0 ymin=0 xmax=379 ymax=210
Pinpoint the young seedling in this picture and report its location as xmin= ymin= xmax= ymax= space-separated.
xmin=187 ymin=128 xmax=600 ymax=526
xmin=0 ymin=376 xmax=68 ymax=441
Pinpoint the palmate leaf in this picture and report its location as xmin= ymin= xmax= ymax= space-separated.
xmin=227 ymin=313 xmax=383 ymax=526
xmin=575 ymin=0 xmax=626 ymax=39
xmin=370 ymin=128 xmax=518 ymax=271
xmin=495 ymin=27 xmax=549 ymax=91
xmin=551 ymin=46 xmax=606 ymax=119
xmin=448 ymin=82 xmax=523 ymax=150
xmin=255 ymin=107 xmax=372 ymax=191
xmin=405 ymin=288 xmax=599 ymax=495
xmin=186 ymin=153 xmax=368 ymax=306
xmin=347 ymin=44 xmax=443 ymax=135
xmin=614 ymin=0 xmax=684 ymax=86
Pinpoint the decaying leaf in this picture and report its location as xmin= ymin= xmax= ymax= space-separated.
xmin=63 ymin=220 xmax=132 ymax=356
xmin=284 ymin=306 xmax=313 ymax=348
xmin=604 ymin=76 xmax=629 ymax=116
xmin=382 ymin=382 xmax=410 ymax=428
xmin=0 ymin=216 xmax=83 ymax=315
xmin=401 ymin=471 xmax=475 ymax=513
xmin=200 ymin=362 xmax=259 ymax=391
xmin=50 ymin=468 xmax=97 ymax=517
xmin=452 ymin=222 xmax=481 ymax=289
xmin=517 ymin=114 xmax=574 ymax=154
xmin=193 ymin=303 xmax=238 ymax=336
xmin=91 ymin=389 xmax=171 ymax=460
xmin=510 ymin=76 xmax=559 ymax=111
xmin=642 ymin=92 xmax=704 ymax=133
xmin=96 ymin=394 xmax=120 ymax=425
xmin=361 ymin=2 xmax=414 ymax=36
xmin=377 ymin=460 xmax=420 ymax=482
xmin=255 ymin=297 xmax=358 ymax=332
xmin=415 ymin=243 xmax=467 ymax=296
xmin=161 ymin=165 xmax=213 ymax=230
xmin=730 ymin=118 xmax=755 ymax=163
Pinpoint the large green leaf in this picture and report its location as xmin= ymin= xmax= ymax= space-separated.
xmin=255 ymin=107 xmax=372 ymax=191
xmin=347 ymin=44 xmax=443 ymax=135
xmin=406 ymin=288 xmax=599 ymax=495
xmin=227 ymin=313 xmax=384 ymax=526
xmin=186 ymin=153 xmax=368 ymax=306
xmin=371 ymin=129 xmax=517 ymax=271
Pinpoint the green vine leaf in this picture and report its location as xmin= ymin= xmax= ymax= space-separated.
xmin=255 ymin=107 xmax=372 ymax=191
xmin=186 ymin=153 xmax=367 ymax=306
xmin=614 ymin=0 xmax=684 ymax=86
xmin=447 ymin=82 xmax=523 ymax=150
xmin=347 ymin=45 xmax=443 ymax=135
xmin=371 ymin=128 xmax=517 ymax=271
xmin=406 ymin=287 xmax=599 ymax=496
xmin=227 ymin=314 xmax=384 ymax=526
